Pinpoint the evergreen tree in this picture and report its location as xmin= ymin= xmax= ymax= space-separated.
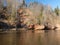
xmin=54 ymin=6 xmax=59 ymax=16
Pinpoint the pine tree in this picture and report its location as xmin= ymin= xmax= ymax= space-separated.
xmin=54 ymin=6 xmax=59 ymax=16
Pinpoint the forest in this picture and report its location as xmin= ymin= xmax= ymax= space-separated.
xmin=0 ymin=0 xmax=60 ymax=30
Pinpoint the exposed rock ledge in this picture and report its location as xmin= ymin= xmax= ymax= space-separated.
xmin=28 ymin=24 xmax=44 ymax=30
xmin=54 ymin=24 xmax=60 ymax=30
xmin=28 ymin=24 xmax=58 ymax=30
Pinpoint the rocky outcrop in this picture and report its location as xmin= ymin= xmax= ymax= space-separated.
xmin=34 ymin=24 xmax=44 ymax=30
xmin=0 ymin=21 xmax=15 ymax=30
xmin=43 ymin=25 xmax=55 ymax=30
xmin=17 ymin=7 xmax=58 ymax=30
xmin=43 ymin=22 xmax=55 ymax=30
xmin=28 ymin=24 xmax=44 ymax=30
xmin=54 ymin=24 xmax=60 ymax=30
xmin=0 ymin=22 xmax=9 ymax=29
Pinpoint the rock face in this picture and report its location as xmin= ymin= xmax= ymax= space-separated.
xmin=17 ymin=7 xmax=34 ymax=28
xmin=0 ymin=21 xmax=15 ymax=29
xmin=28 ymin=24 xmax=44 ymax=30
xmin=34 ymin=24 xmax=44 ymax=30
xmin=0 ymin=0 xmax=59 ymax=30
xmin=54 ymin=24 xmax=60 ymax=30
xmin=0 ymin=22 xmax=9 ymax=29
xmin=43 ymin=22 xmax=55 ymax=30
xmin=16 ymin=1 xmax=60 ymax=30
xmin=43 ymin=25 xmax=55 ymax=30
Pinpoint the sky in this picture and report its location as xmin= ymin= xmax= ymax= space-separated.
xmin=3 ymin=0 xmax=60 ymax=9
xmin=25 ymin=0 xmax=60 ymax=9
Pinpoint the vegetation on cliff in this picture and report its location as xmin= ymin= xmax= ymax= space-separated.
xmin=0 ymin=0 xmax=60 ymax=30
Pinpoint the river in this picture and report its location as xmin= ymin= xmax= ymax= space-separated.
xmin=0 ymin=30 xmax=60 ymax=45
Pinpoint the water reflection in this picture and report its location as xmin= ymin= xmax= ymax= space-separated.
xmin=0 ymin=31 xmax=16 ymax=45
xmin=0 ymin=30 xmax=60 ymax=45
xmin=16 ymin=30 xmax=60 ymax=45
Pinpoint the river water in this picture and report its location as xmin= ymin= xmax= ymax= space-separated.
xmin=0 ymin=30 xmax=60 ymax=45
